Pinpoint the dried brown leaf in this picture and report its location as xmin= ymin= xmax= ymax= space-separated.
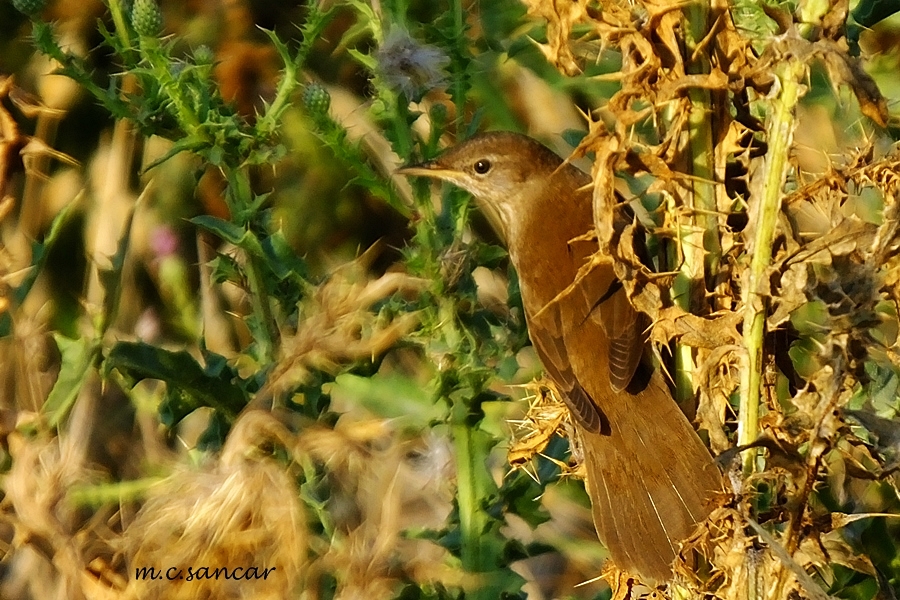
xmin=695 ymin=344 xmax=740 ymax=453
xmin=265 ymin=261 xmax=427 ymax=400
xmin=506 ymin=381 xmax=574 ymax=477
xmin=123 ymin=414 xmax=306 ymax=600
xmin=519 ymin=0 xmax=588 ymax=76
xmin=796 ymin=529 xmax=877 ymax=578
xmin=650 ymin=307 xmax=742 ymax=348
xmin=818 ymin=41 xmax=889 ymax=127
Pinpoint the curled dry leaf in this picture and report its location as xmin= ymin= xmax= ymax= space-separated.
xmin=528 ymin=0 xmax=900 ymax=595
xmin=518 ymin=0 xmax=588 ymax=76
xmin=650 ymin=307 xmax=742 ymax=348
xmin=506 ymin=380 xmax=577 ymax=478
xmin=265 ymin=260 xmax=429 ymax=400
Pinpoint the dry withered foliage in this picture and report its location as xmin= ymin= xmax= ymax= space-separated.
xmin=121 ymin=410 xmax=456 ymax=600
xmin=507 ymin=380 xmax=581 ymax=479
xmin=292 ymin=414 xmax=461 ymax=598
xmin=521 ymin=0 xmax=900 ymax=596
xmin=122 ymin=411 xmax=306 ymax=600
xmin=5 ymin=0 xmax=900 ymax=598
xmin=0 ymin=75 xmax=76 ymax=319
xmin=258 ymin=254 xmax=428 ymax=404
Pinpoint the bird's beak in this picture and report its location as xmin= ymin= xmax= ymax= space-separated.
xmin=396 ymin=161 xmax=438 ymax=178
xmin=396 ymin=160 xmax=461 ymax=181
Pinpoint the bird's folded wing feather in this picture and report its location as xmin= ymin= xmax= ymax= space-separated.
xmin=527 ymin=302 xmax=605 ymax=434
xmin=596 ymin=286 xmax=644 ymax=392
xmin=569 ymin=242 xmax=644 ymax=394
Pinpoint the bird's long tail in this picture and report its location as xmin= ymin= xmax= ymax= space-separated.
xmin=579 ymin=373 xmax=724 ymax=584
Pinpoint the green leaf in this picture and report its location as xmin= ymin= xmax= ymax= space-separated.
xmin=97 ymin=203 xmax=135 ymax=334
xmin=851 ymin=0 xmax=900 ymax=31
xmin=43 ymin=335 xmax=99 ymax=428
xmin=472 ymin=243 xmax=507 ymax=269
xmin=0 ymin=194 xmax=83 ymax=337
xmin=104 ymin=341 xmax=246 ymax=424
xmin=143 ymin=135 xmax=209 ymax=172
xmin=261 ymin=27 xmax=295 ymax=70
xmin=196 ymin=411 xmax=230 ymax=450
xmin=347 ymin=47 xmax=378 ymax=71
xmin=208 ymin=253 xmax=242 ymax=285
xmin=190 ymin=215 xmax=265 ymax=257
xmin=33 ymin=22 xmax=130 ymax=120
xmin=333 ymin=373 xmax=445 ymax=427
xmin=190 ymin=215 xmax=244 ymax=244
xmin=261 ymin=229 xmax=309 ymax=281
xmin=14 ymin=193 xmax=82 ymax=308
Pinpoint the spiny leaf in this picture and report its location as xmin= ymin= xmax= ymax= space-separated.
xmin=190 ymin=215 xmax=265 ymax=257
xmin=104 ymin=341 xmax=246 ymax=424
xmin=43 ymin=335 xmax=99 ymax=428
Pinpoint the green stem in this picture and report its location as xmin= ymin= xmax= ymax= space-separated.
xmin=450 ymin=0 xmax=466 ymax=135
xmin=254 ymin=20 xmax=323 ymax=138
xmin=140 ymin=37 xmax=205 ymax=138
xmin=673 ymin=90 xmax=717 ymax=404
xmin=223 ymin=168 xmax=277 ymax=362
xmin=451 ymin=418 xmax=501 ymax=600
xmin=69 ymin=477 xmax=163 ymax=506
xmin=673 ymin=0 xmax=719 ymax=406
xmin=107 ymin=0 xmax=135 ymax=59
xmin=242 ymin=251 xmax=276 ymax=363
xmin=738 ymin=59 xmax=806 ymax=476
xmin=452 ymin=422 xmax=484 ymax=571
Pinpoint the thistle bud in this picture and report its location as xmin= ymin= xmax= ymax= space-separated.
xmin=131 ymin=0 xmax=162 ymax=37
xmin=12 ymin=0 xmax=48 ymax=16
xmin=193 ymin=45 xmax=215 ymax=65
xmin=302 ymin=83 xmax=331 ymax=117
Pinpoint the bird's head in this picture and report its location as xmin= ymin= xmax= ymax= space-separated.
xmin=398 ymin=132 xmax=570 ymax=244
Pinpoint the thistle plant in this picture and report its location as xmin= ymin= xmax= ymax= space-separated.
xmin=18 ymin=1 xmax=335 ymax=441
xmin=5 ymin=0 xmax=900 ymax=599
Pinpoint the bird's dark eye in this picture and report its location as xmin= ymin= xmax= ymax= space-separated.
xmin=473 ymin=159 xmax=492 ymax=174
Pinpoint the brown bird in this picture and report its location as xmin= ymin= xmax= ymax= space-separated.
xmin=399 ymin=131 xmax=723 ymax=583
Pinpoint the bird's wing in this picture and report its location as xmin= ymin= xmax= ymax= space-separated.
xmin=588 ymin=280 xmax=644 ymax=392
xmin=568 ymin=239 xmax=644 ymax=393
xmin=527 ymin=301 xmax=606 ymax=434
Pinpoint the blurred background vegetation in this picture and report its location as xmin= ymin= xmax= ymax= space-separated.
xmin=1 ymin=0 xmax=900 ymax=599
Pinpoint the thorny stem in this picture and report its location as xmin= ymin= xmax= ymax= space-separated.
xmin=139 ymin=37 xmax=205 ymax=138
xmin=451 ymin=424 xmax=514 ymax=598
xmin=224 ymin=169 xmax=277 ymax=362
xmin=452 ymin=422 xmax=485 ymax=569
xmin=255 ymin=40 xmax=299 ymax=138
xmin=254 ymin=9 xmax=336 ymax=142
xmin=450 ymin=0 xmax=466 ymax=135
xmin=243 ymin=254 xmax=276 ymax=363
xmin=738 ymin=58 xmax=807 ymax=475
xmin=449 ymin=12 xmax=493 ymax=594
xmin=673 ymin=0 xmax=720 ymax=406
xmin=107 ymin=0 xmax=135 ymax=59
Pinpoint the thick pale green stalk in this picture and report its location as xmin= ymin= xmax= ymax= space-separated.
xmin=451 ymin=423 xmax=491 ymax=568
xmin=673 ymin=0 xmax=720 ymax=405
xmin=107 ymin=0 xmax=135 ymax=56
xmin=739 ymin=59 xmax=807 ymax=475
xmin=674 ymin=91 xmax=718 ymax=403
